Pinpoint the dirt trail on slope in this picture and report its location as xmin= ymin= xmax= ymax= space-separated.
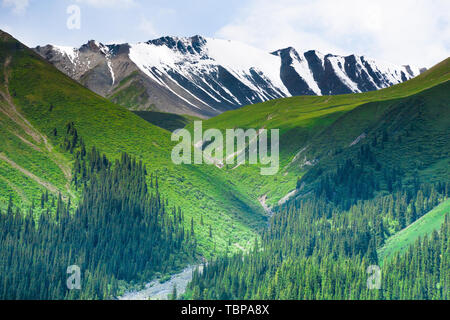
xmin=0 ymin=57 xmax=47 ymax=146
xmin=0 ymin=153 xmax=59 ymax=193
xmin=258 ymin=193 xmax=273 ymax=217
xmin=1 ymin=57 xmax=73 ymax=193
xmin=8 ymin=130 xmax=41 ymax=152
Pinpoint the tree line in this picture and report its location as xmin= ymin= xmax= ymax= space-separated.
xmin=0 ymin=123 xmax=197 ymax=299
xmin=187 ymin=182 xmax=449 ymax=300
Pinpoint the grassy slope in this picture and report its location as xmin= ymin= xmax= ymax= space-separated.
xmin=2 ymin=28 xmax=448 ymax=261
xmin=298 ymin=81 xmax=450 ymax=196
xmin=378 ymin=198 xmax=450 ymax=263
xmin=0 ymin=36 xmax=74 ymax=208
xmin=107 ymin=71 xmax=151 ymax=111
xmin=134 ymin=110 xmax=200 ymax=132
xmin=0 ymin=31 xmax=265 ymax=257
xmin=194 ymin=58 xmax=450 ymax=206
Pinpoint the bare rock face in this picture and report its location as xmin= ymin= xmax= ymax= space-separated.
xmin=34 ymin=36 xmax=423 ymax=118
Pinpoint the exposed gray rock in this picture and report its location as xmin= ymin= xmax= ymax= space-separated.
xmin=34 ymin=36 xmax=424 ymax=118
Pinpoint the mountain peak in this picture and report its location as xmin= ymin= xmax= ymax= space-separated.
xmin=0 ymin=29 xmax=13 ymax=41
xmin=272 ymin=46 xmax=298 ymax=56
xmin=32 ymin=34 xmax=422 ymax=118
xmin=0 ymin=29 xmax=27 ymax=50
xmin=80 ymin=40 xmax=108 ymax=52
xmin=145 ymin=35 xmax=207 ymax=55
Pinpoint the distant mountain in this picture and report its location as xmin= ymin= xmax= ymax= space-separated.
xmin=34 ymin=36 xmax=423 ymax=118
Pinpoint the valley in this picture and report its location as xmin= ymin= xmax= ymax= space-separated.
xmin=0 ymin=30 xmax=266 ymax=259
xmin=119 ymin=265 xmax=202 ymax=300
xmin=0 ymin=27 xmax=449 ymax=301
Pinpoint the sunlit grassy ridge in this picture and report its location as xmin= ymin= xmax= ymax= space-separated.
xmin=134 ymin=110 xmax=201 ymax=132
xmin=1 ymin=28 xmax=448 ymax=262
xmin=378 ymin=198 xmax=450 ymax=263
xmin=193 ymin=58 xmax=450 ymax=207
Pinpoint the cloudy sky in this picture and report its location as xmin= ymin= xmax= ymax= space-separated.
xmin=1 ymin=0 xmax=449 ymax=67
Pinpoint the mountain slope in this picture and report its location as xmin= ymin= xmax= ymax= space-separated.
xmin=378 ymin=198 xmax=450 ymax=263
xmin=133 ymin=110 xmax=200 ymax=132
xmin=0 ymin=34 xmax=74 ymax=207
xmin=194 ymin=58 xmax=449 ymax=207
xmin=34 ymin=36 xmax=421 ymax=118
xmin=0 ymin=30 xmax=266 ymax=256
xmin=185 ymin=60 xmax=450 ymax=301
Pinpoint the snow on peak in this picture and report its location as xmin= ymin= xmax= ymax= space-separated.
xmin=204 ymin=37 xmax=290 ymax=96
xmin=42 ymin=36 xmax=421 ymax=117
xmin=286 ymin=48 xmax=322 ymax=95
xmin=128 ymin=37 xmax=291 ymax=105
xmin=327 ymin=55 xmax=361 ymax=93
xmin=53 ymin=45 xmax=78 ymax=64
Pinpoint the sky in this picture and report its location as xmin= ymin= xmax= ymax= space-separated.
xmin=0 ymin=0 xmax=449 ymax=68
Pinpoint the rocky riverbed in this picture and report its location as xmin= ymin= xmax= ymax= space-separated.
xmin=119 ymin=265 xmax=203 ymax=300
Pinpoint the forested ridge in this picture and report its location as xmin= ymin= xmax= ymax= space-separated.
xmin=0 ymin=126 xmax=197 ymax=299
xmin=0 ymin=29 xmax=449 ymax=301
xmin=188 ymin=183 xmax=449 ymax=299
xmin=1 ymin=121 xmax=449 ymax=300
xmin=187 ymin=92 xmax=450 ymax=300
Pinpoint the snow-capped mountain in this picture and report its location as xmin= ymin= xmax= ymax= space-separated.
xmin=34 ymin=36 xmax=422 ymax=118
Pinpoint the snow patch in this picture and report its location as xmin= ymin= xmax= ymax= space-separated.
xmin=128 ymin=38 xmax=291 ymax=109
xmin=365 ymin=57 xmax=419 ymax=86
xmin=290 ymin=51 xmax=322 ymax=95
xmin=105 ymin=55 xmax=115 ymax=85
xmin=53 ymin=45 xmax=78 ymax=64
xmin=205 ymin=38 xmax=290 ymax=97
xmin=328 ymin=56 xmax=361 ymax=93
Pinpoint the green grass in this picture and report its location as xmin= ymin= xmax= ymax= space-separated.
xmin=378 ymin=198 xmax=450 ymax=263
xmin=108 ymin=73 xmax=151 ymax=110
xmin=0 ymin=30 xmax=265 ymax=257
xmin=191 ymin=58 xmax=450 ymax=207
xmin=296 ymin=81 xmax=450 ymax=194
xmin=1 ymin=29 xmax=449 ymax=260
xmin=0 ymin=42 xmax=74 ymax=208
xmin=134 ymin=111 xmax=200 ymax=132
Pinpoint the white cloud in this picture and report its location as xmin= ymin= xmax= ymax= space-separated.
xmin=138 ymin=17 xmax=158 ymax=39
xmin=2 ymin=0 xmax=29 ymax=14
xmin=216 ymin=0 xmax=450 ymax=67
xmin=74 ymin=0 xmax=136 ymax=8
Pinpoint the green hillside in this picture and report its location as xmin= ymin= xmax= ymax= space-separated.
xmin=1 ymin=26 xmax=449 ymax=300
xmin=185 ymin=59 xmax=450 ymax=300
xmin=298 ymin=81 xmax=450 ymax=198
xmin=0 ymin=33 xmax=74 ymax=208
xmin=0 ymin=30 xmax=265 ymax=257
xmin=193 ymin=58 xmax=450 ymax=207
xmin=133 ymin=110 xmax=200 ymax=132
xmin=379 ymin=198 xmax=450 ymax=263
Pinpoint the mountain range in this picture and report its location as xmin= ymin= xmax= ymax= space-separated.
xmin=34 ymin=36 xmax=423 ymax=117
xmin=1 ymin=28 xmax=449 ymax=300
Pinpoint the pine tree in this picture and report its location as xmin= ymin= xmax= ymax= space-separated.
xmin=171 ymin=284 xmax=177 ymax=300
